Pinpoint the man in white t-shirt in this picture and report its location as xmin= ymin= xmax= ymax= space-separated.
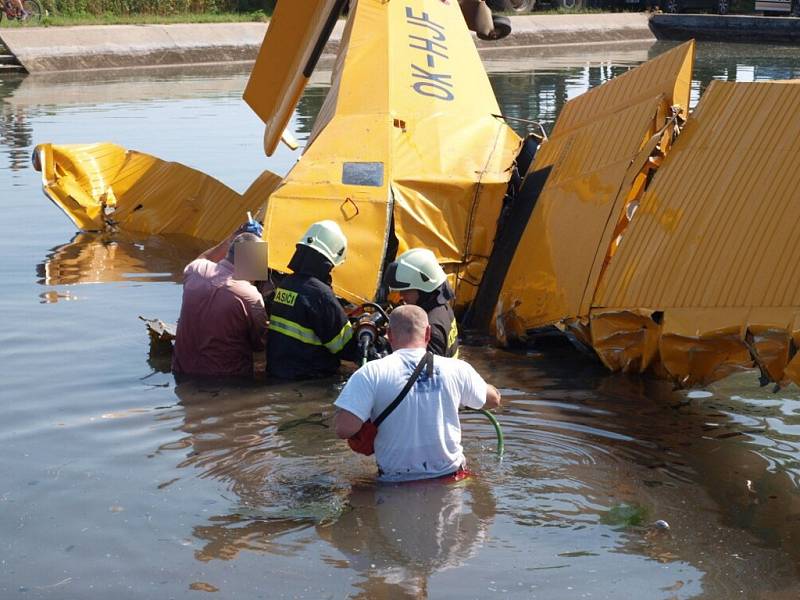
xmin=334 ymin=305 xmax=501 ymax=482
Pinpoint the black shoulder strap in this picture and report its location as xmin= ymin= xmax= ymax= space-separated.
xmin=374 ymin=352 xmax=433 ymax=427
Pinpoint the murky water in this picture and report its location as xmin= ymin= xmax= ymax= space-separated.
xmin=3 ymin=40 xmax=800 ymax=599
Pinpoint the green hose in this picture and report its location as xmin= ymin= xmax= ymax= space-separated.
xmin=467 ymin=408 xmax=504 ymax=457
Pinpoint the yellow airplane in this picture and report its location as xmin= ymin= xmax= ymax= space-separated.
xmin=34 ymin=0 xmax=521 ymax=310
xmin=32 ymin=1 xmax=800 ymax=390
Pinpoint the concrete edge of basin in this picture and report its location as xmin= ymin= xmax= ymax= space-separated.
xmin=2 ymin=13 xmax=796 ymax=74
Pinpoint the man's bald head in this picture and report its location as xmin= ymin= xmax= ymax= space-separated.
xmin=388 ymin=304 xmax=430 ymax=349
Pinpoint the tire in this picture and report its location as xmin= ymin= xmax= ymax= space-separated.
xmin=664 ymin=0 xmax=679 ymax=12
xmin=559 ymin=0 xmax=579 ymax=8
xmin=486 ymin=0 xmax=536 ymax=11
xmin=20 ymin=0 xmax=42 ymax=21
xmin=477 ymin=14 xmax=512 ymax=40
xmin=717 ymin=0 xmax=728 ymax=13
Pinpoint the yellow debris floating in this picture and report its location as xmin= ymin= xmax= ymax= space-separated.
xmin=495 ymin=41 xmax=694 ymax=339
xmin=34 ymin=142 xmax=280 ymax=242
xmin=590 ymin=80 xmax=800 ymax=387
xmin=260 ymin=0 xmax=520 ymax=305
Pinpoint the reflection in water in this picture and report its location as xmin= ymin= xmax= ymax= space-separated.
xmin=318 ymin=480 xmax=495 ymax=600
xmin=161 ymin=380 xmax=349 ymax=556
xmin=0 ymin=104 xmax=32 ymax=173
xmin=161 ymin=379 xmax=495 ymax=598
xmin=37 ymin=231 xmax=207 ymax=286
xmin=6 ymin=40 xmax=800 ymax=599
xmin=490 ymin=41 xmax=800 ymax=138
xmin=468 ymin=348 xmax=800 ymax=597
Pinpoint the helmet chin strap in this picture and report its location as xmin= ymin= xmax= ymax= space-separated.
xmin=287 ymin=244 xmax=334 ymax=284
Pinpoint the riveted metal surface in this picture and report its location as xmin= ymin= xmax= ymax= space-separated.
xmin=596 ymin=80 xmax=800 ymax=314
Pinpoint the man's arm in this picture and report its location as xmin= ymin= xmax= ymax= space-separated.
xmin=459 ymin=363 xmax=500 ymax=411
xmin=334 ymin=408 xmax=364 ymax=439
xmin=198 ymin=222 xmax=254 ymax=263
xmin=313 ymin=292 xmax=357 ymax=362
xmin=197 ymin=233 xmax=235 ymax=263
xmin=244 ymin=292 xmax=268 ymax=352
xmin=483 ymin=384 xmax=501 ymax=410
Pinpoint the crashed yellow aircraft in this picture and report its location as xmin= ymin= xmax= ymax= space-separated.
xmin=33 ymin=0 xmax=800 ymax=390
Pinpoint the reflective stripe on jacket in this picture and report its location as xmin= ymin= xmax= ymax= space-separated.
xmin=267 ymin=273 xmax=357 ymax=379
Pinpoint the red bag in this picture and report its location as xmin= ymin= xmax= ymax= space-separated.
xmin=347 ymin=420 xmax=378 ymax=456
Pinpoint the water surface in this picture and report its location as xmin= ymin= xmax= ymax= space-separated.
xmin=2 ymin=40 xmax=800 ymax=599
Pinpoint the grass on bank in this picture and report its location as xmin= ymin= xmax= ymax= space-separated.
xmin=0 ymin=10 xmax=270 ymax=26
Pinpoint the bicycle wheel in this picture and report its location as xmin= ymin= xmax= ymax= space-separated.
xmin=20 ymin=0 xmax=42 ymax=22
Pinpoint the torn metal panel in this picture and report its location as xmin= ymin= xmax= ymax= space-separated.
xmin=34 ymin=143 xmax=280 ymax=242
xmin=550 ymin=40 xmax=694 ymax=138
xmin=496 ymin=96 xmax=666 ymax=329
xmin=589 ymin=309 xmax=661 ymax=374
xmin=593 ymin=81 xmax=800 ymax=386
xmin=263 ymin=0 xmax=519 ymax=306
xmin=494 ymin=41 xmax=695 ymax=340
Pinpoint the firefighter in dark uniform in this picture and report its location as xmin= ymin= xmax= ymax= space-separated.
xmin=384 ymin=248 xmax=459 ymax=358
xmin=267 ymin=220 xmax=358 ymax=379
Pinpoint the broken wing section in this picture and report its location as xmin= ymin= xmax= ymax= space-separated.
xmin=592 ymin=80 xmax=800 ymax=387
xmin=495 ymin=41 xmax=694 ymax=342
xmin=34 ymin=142 xmax=280 ymax=242
xmin=243 ymin=0 xmax=345 ymax=156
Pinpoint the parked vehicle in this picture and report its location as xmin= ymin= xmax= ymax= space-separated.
xmin=663 ymin=0 xmax=729 ymax=14
xmin=755 ymin=0 xmax=800 ymax=14
xmin=486 ymin=0 xmax=537 ymax=10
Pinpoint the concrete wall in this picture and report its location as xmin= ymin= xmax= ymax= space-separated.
xmin=650 ymin=14 xmax=800 ymax=42
xmin=0 ymin=14 xmax=655 ymax=73
xmin=7 ymin=13 xmax=799 ymax=74
xmin=0 ymin=23 xmax=273 ymax=72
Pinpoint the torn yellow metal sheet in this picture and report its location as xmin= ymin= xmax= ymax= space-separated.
xmin=34 ymin=143 xmax=280 ymax=242
xmin=263 ymin=0 xmax=520 ymax=305
xmin=495 ymin=41 xmax=694 ymax=339
xmin=592 ymin=80 xmax=800 ymax=387
xmin=243 ymin=0 xmax=345 ymax=156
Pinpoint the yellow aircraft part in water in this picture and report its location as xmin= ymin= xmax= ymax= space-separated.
xmin=496 ymin=41 xmax=800 ymax=388
xmin=34 ymin=142 xmax=281 ymax=241
xmin=495 ymin=40 xmax=694 ymax=342
xmin=589 ymin=80 xmax=800 ymax=387
xmin=32 ymin=4 xmax=800 ymax=390
xmin=246 ymin=0 xmax=520 ymax=305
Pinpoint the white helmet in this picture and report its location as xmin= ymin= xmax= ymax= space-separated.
xmin=386 ymin=248 xmax=447 ymax=294
xmin=298 ymin=220 xmax=347 ymax=266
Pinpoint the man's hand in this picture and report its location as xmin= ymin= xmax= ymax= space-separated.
xmin=241 ymin=220 xmax=263 ymax=237
xmin=484 ymin=384 xmax=501 ymax=410
xmin=334 ymin=408 xmax=364 ymax=439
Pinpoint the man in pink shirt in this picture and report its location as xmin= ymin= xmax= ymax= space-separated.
xmin=172 ymin=230 xmax=268 ymax=379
